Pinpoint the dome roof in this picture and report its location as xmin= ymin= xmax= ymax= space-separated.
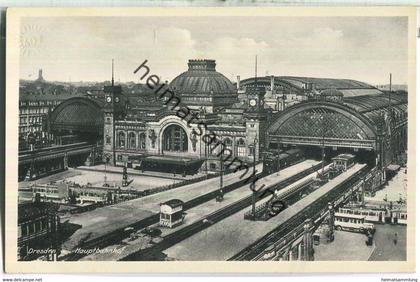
xmin=169 ymin=60 xmax=236 ymax=95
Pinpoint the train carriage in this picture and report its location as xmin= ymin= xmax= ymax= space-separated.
xmin=263 ymin=148 xmax=304 ymax=175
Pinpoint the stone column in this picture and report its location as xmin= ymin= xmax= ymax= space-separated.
xmin=297 ymin=243 xmax=302 ymax=260
xmin=328 ymin=202 xmax=335 ymax=242
xmin=91 ymin=147 xmax=96 ymax=166
xmin=281 ymin=251 xmax=288 ymax=261
xmin=303 ymin=218 xmax=314 ymax=261
xmin=125 ymin=131 xmax=128 ymax=149
xmin=361 ymin=178 xmax=365 ymax=205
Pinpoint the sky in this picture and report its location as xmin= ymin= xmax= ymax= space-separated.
xmin=20 ymin=16 xmax=408 ymax=85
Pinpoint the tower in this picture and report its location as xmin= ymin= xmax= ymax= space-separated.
xmin=244 ymin=55 xmax=269 ymax=162
xmin=36 ymin=69 xmax=45 ymax=82
xmin=103 ymin=60 xmax=123 ymax=166
xmin=247 ymin=55 xmax=266 ymax=112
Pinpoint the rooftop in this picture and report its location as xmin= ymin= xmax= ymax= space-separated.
xmin=169 ymin=59 xmax=236 ymax=95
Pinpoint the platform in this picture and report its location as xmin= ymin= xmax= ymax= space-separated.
xmin=78 ymin=160 xmax=320 ymax=261
xmin=163 ymin=163 xmax=365 ymax=261
xmin=61 ymin=163 xmax=263 ymax=251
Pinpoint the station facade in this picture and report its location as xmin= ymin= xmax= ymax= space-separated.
xmin=46 ymin=59 xmax=408 ymax=176
xmin=101 ymin=59 xmax=267 ymax=174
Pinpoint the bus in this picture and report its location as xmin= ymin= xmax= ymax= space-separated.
xmin=334 ymin=212 xmax=376 ymax=234
xmin=338 ymin=207 xmax=386 ymax=223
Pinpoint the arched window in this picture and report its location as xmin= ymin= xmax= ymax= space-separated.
xmin=139 ymin=133 xmax=146 ymax=149
xmin=163 ymin=124 xmax=188 ymax=152
xmin=236 ymin=138 xmax=246 ymax=157
xmin=223 ymin=137 xmax=233 ymax=156
xmin=118 ymin=131 xmax=125 ymax=148
xmin=128 ymin=132 xmax=136 ymax=149
xmin=209 ymin=138 xmax=222 ymax=156
xmin=105 ymin=135 xmax=111 ymax=145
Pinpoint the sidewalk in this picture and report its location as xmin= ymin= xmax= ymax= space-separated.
xmin=314 ymin=230 xmax=375 ymax=261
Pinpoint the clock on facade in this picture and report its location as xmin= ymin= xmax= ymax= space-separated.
xmin=106 ymin=96 xmax=112 ymax=103
xmin=249 ymin=99 xmax=257 ymax=107
xmin=115 ymin=97 xmax=120 ymax=103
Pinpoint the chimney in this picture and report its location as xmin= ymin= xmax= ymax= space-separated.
xmin=270 ymin=75 xmax=275 ymax=92
xmin=237 ymin=75 xmax=241 ymax=90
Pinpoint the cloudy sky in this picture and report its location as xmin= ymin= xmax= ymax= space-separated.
xmin=20 ymin=16 xmax=408 ymax=85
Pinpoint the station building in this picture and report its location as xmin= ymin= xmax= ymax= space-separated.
xmin=45 ymin=60 xmax=268 ymax=174
xmin=45 ymin=59 xmax=408 ymax=177
xmin=106 ymin=59 xmax=271 ymax=174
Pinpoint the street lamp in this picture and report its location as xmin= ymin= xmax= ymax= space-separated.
xmin=205 ymin=141 xmax=208 ymax=177
xmin=104 ymin=156 xmax=110 ymax=186
xmin=319 ymin=114 xmax=326 ymax=178
xmin=250 ymin=137 xmax=258 ymax=219
xmin=217 ymin=147 xmax=224 ymax=202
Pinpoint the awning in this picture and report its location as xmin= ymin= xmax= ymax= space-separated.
xmin=386 ymin=164 xmax=401 ymax=172
xmin=127 ymin=155 xmax=145 ymax=162
xmin=140 ymin=156 xmax=205 ymax=175
xmin=144 ymin=156 xmax=203 ymax=165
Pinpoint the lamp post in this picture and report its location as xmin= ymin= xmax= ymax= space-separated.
xmin=217 ymin=147 xmax=224 ymax=202
xmin=205 ymin=141 xmax=208 ymax=177
xmin=104 ymin=156 xmax=110 ymax=186
xmin=320 ymin=114 xmax=326 ymax=178
xmin=251 ymin=137 xmax=258 ymax=219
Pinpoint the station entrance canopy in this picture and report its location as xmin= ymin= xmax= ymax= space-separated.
xmin=139 ymin=156 xmax=205 ymax=175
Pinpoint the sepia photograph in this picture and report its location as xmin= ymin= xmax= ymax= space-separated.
xmin=4 ymin=7 xmax=416 ymax=273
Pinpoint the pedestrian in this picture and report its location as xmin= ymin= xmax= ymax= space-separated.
xmin=393 ymin=232 xmax=398 ymax=245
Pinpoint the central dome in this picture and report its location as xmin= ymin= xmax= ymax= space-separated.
xmin=169 ymin=59 xmax=236 ymax=95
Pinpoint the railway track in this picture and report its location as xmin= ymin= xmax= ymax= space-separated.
xmin=228 ymin=164 xmax=369 ymax=261
xmin=60 ymin=167 xmax=264 ymax=261
xmin=120 ymin=162 xmax=323 ymax=261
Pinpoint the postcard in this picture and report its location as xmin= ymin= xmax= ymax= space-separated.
xmin=4 ymin=6 xmax=416 ymax=273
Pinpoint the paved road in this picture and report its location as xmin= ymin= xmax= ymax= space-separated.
xmin=366 ymin=168 xmax=407 ymax=202
xmin=369 ymin=224 xmax=406 ymax=261
xmin=314 ymin=230 xmax=374 ymax=261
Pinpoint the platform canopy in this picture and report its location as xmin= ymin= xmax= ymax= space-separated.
xmin=239 ymin=76 xmax=384 ymax=97
xmin=267 ymin=93 xmax=407 ymax=150
xmin=48 ymin=97 xmax=104 ymax=134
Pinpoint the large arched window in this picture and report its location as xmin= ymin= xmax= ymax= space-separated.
xmin=223 ymin=137 xmax=233 ymax=156
xmin=139 ymin=133 xmax=146 ymax=149
xmin=163 ymin=124 xmax=188 ymax=152
xmin=128 ymin=132 xmax=136 ymax=149
xmin=236 ymin=138 xmax=246 ymax=157
xmin=118 ymin=131 xmax=125 ymax=148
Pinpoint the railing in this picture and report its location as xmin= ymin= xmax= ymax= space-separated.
xmin=269 ymin=135 xmax=375 ymax=149
xmin=19 ymin=143 xmax=100 ymax=164
xmin=230 ymin=165 xmax=369 ymax=261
